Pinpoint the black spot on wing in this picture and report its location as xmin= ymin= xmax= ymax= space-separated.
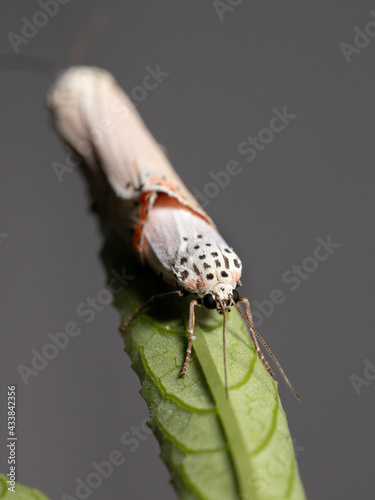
xmin=211 ymin=252 xmax=218 ymax=257
xmin=221 ymin=271 xmax=229 ymax=278
xmin=193 ymin=264 xmax=201 ymax=276
xmin=199 ymin=255 xmax=206 ymax=260
xmin=223 ymin=255 xmax=230 ymax=269
xmin=203 ymin=262 xmax=211 ymax=269
xmin=215 ymin=259 xmax=221 ymax=268
xmin=234 ymin=259 xmax=241 ymax=268
xmin=206 ymin=273 xmax=214 ymax=280
xmin=180 ymin=257 xmax=188 ymax=265
xmin=180 ymin=270 xmax=189 ymax=280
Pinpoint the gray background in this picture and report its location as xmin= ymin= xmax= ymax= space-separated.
xmin=1 ymin=1 xmax=374 ymax=499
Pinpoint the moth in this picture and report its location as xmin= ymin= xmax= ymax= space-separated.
xmin=48 ymin=66 xmax=299 ymax=399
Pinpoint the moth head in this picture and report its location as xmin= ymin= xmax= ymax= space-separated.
xmin=203 ymin=285 xmax=240 ymax=311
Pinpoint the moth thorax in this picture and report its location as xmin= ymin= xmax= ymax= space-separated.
xmin=173 ymin=237 xmax=242 ymax=298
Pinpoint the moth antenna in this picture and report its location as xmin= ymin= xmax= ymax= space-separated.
xmin=252 ymin=325 xmax=300 ymax=401
xmin=69 ymin=9 xmax=110 ymax=66
xmin=235 ymin=300 xmax=301 ymax=401
xmin=218 ymin=298 xmax=229 ymax=399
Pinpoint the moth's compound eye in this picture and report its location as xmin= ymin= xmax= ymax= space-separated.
xmin=232 ymin=289 xmax=240 ymax=303
xmin=203 ymin=293 xmax=216 ymax=309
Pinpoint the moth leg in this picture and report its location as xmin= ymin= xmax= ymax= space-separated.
xmin=181 ymin=299 xmax=198 ymax=378
xmin=237 ymin=297 xmax=274 ymax=378
xmin=119 ymin=290 xmax=184 ymax=333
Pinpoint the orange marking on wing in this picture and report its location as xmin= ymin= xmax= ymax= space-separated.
xmin=133 ymin=192 xmax=151 ymax=252
xmin=231 ymin=271 xmax=241 ymax=283
xmin=149 ymin=176 xmax=200 ymax=207
xmin=149 ymin=176 xmax=214 ymax=227
xmin=197 ymin=275 xmax=207 ymax=293
xmin=184 ymin=279 xmax=198 ymax=293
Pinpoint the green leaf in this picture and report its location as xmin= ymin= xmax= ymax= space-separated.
xmin=101 ymin=232 xmax=307 ymax=500
xmin=0 ymin=474 xmax=50 ymax=499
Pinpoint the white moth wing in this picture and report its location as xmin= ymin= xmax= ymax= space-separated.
xmin=47 ymin=68 xmax=100 ymax=171
xmin=143 ymin=200 xmax=226 ymax=285
xmin=48 ymin=66 xmax=212 ymax=225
